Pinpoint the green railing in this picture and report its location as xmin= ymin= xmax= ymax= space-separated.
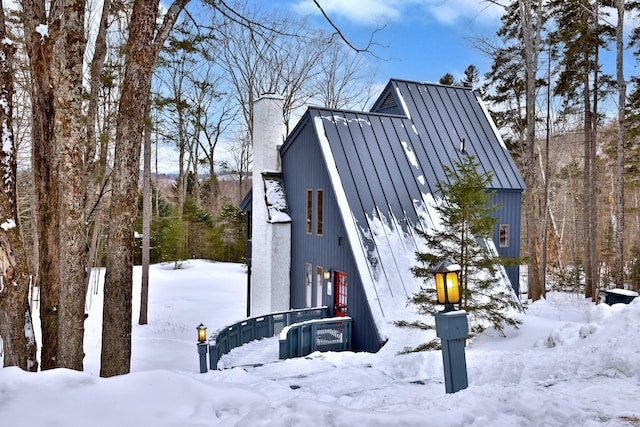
xmin=279 ymin=317 xmax=352 ymax=360
xmin=208 ymin=306 xmax=328 ymax=370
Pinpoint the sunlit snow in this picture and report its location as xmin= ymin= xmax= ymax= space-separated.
xmin=1 ymin=260 xmax=639 ymax=426
xmin=263 ymin=176 xmax=291 ymax=223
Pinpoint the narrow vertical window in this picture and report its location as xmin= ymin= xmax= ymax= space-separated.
xmin=306 ymin=189 xmax=313 ymax=234
xmin=315 ymin=266 xmax=323 ymax=307
xmin=316 ymin=189 xmax=324 ymax=236
xmin=499 ymin=224 xmax=510 ymax=248
xmin=305 ymin=263 xmax=312 ymax=307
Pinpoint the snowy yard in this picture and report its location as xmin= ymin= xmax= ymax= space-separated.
xmin=1 ymin=260 xmax=640 ymax=426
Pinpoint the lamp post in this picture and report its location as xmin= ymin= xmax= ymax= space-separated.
xmin=430 ymin=260 xmax=469 ymax=394
xmin=197 ymin=323 xmax=208 ymax=373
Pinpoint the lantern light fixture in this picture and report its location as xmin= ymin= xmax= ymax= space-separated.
xmin=197 ymin=323 xmax=207 ymax=343
xmin=430 ymin=260 xmax=462 ymax=311
xmin=324 ymin=270 xmax=332 ymax=280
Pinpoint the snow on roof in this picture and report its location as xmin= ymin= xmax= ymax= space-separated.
xmin=311 ymin=79 xmax=524 ymax=342
xmin=262 ymin=173 xmax=291 ymax=224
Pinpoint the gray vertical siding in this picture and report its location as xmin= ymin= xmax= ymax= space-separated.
xmin=281 ymin=115 xmax=381 ymax=353
xmin=492 ymin=190 xmax=522 ymax=294
xmin=278 ymin=79 xmax=525 ymax=354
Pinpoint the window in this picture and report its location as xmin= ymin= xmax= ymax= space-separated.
xmin=499 ymin=224 xmax=509 ymax=248
xmin=306 ymin=189 xmax=313 ymax=234
xmin=316 ymin=189 xmax=324 ymax=236
xmin=305 ymin=263 xmax=312 ymax=307
xmin=315 ymin=266 xmax=323 ymax=307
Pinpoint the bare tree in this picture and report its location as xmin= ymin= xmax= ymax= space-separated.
xmin=217 ymin=5 xmax=326 ymax=137
xmin=0 ymin=1 xmax=37 ymax=370
xmin=519 ymin=0 xmax=544 ymax=301
xmin=310 ymin=38 xmax=377 ymax=110
xmin=21 ymin=0 xmax=88 ymax=370
xmin=101 ymin=0 xmax=189 ymax=377
xmin=154 ymin=20 xmax=201 ymax=217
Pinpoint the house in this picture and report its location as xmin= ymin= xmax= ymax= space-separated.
xmin=244 ymin=78 xmax=525 ymax=353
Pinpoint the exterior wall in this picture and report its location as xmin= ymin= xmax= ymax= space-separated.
xmin=491 ymin=189 xmax=522 ymax=294
xmin=281 ymin=119 xmax=381 ymax=352
xmin=250 ymin=95 xmax=291 ymax=316
xmin=268 ymin=224 xmax=291 ymax=312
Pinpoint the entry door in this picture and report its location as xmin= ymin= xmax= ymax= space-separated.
xmin=334 ymin=271 xmax=347 ymax=317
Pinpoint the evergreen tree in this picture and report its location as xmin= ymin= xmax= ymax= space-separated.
xmin=401 ymin=155 xmax=521 ymax=351
xmin=482 ymin=0 xmax=548 ymax=302
xmin=482 ymin=1 xmax=529 ymax=164
xmin=548 ymin=0 xmax=614 ymax=300
xmin=462 ymin=64 xmax=479 ymax=89
xmin=625 ymin=6 xmax=640 ymax=171
xmin=439 ymin=73 xmax=455 ymax=86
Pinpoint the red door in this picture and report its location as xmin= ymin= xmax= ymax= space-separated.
xmin=334 ymin=271 xmax=347 ymax=317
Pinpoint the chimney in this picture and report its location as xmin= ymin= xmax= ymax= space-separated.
xmin=250 ymin=95 xmax=291 ymax=316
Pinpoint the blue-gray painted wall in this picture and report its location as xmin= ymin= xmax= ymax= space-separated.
xmin=266 ymin=79 xmax=524 ymax=353
xmin=280 ymin=116 xmax=381 ymax=353
xmin=491 ymin=190 xmax=522 ymax=294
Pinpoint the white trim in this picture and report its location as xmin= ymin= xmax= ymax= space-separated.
xmin=314 ymin=115 xmax=386 ymax=339
xmin=475 ymin=94 xmax=507 ymax=150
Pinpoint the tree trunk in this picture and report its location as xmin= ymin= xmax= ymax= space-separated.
xmin=521 ymin=0 xmax=542 ymax=301
xmin=140 ymin=100 xmax=151 ymax=325
xmin=85 ymin=0 xmax=111 ymax=206
xmin=22 ymin=0 xmax=59 ymax=370
xmin=101 ymin=0 xmax=189 ymax=377
xmin=583 ymin=53 xmax=594 ymax=299
xmin=614 ymin=0 xmax=625 ymax=289
xmin=588 ymin=1 xmax=600 ymax=302
xmin=0 ymin=2 xmax=38 ymax=370
xmin=50 ymin=0 xmax=88 ymax=370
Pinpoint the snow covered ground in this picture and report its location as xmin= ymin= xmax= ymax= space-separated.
xmin=1 ymin=260 xmax=640 ymax=426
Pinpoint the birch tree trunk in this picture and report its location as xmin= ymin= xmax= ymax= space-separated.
xmin=101 ymin=0 xmax=189 ymax=377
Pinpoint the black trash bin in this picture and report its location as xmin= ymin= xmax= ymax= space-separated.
xmin=604 ymin=289 xmax=639 ymax=305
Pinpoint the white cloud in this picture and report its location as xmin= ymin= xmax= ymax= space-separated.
xmin=292 ymin=0 xmax=403 ymax=25
xmin=292 ymin=0 xmax=504 ymax=27
xmin=428 ymin=0 xmax=504 ymax=26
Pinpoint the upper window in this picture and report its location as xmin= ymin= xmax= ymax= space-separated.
xmin=306 ymin=189 xmax=313 ymax=234
xmin=499 ymin=224 xmax=509 ymax=248
xmin=316 ymin=189 xmax=324 ymax=236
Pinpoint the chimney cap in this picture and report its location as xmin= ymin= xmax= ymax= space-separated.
xmin=257 ymin=93 xmax=284 ymax=102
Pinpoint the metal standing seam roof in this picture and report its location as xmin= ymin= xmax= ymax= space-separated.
xmin=303 ymin=79 xmax=524 ymax=330
xmin=309 ymin=79 xmax=524 ymax=234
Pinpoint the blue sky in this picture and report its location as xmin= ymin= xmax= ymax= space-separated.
xmin=276 ymin=0 xmax=506 ymax=85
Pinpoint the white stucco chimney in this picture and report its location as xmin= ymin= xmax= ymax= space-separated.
xmin=250 ymin=94 xmax=291 ymax=316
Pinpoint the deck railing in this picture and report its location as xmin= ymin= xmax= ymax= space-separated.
xmin=279 ymin=317 xmax=352 ymax=360
xmin=208 ymin=306 xmax=328 ymax=370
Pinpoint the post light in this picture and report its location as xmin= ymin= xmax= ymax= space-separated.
xmin=431 ymin=259 xmax=468 ymax=394
xmin=197 ymin=323 xmax=207 ymax=343
xmin=430 ymin=260 xmax=462 ymax=311
xmin=197 ymin=323 xmax=208 ymax=373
